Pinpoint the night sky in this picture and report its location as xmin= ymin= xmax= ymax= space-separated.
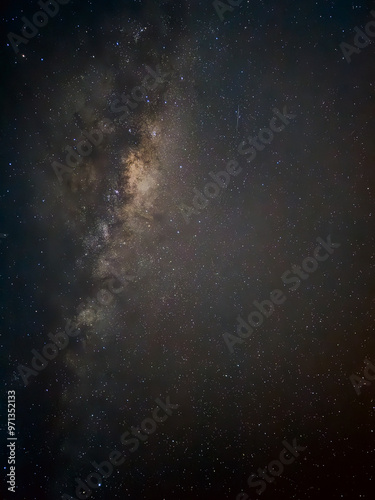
xmin=1 ymin=0 xmax=375 ymax=499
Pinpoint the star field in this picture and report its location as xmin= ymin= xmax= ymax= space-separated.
xmin=1 ymin=1 xmax=375 ymax=499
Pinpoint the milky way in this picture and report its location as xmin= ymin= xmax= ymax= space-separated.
xmin=2 ymin=1 xmax=375 ymax=499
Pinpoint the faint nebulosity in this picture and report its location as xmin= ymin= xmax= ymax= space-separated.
xmin=1 ymin=1 xmax=375 ymax=499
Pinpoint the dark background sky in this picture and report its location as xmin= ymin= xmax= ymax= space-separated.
xmin=1 ymin=0 xmax=375 ymax=499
